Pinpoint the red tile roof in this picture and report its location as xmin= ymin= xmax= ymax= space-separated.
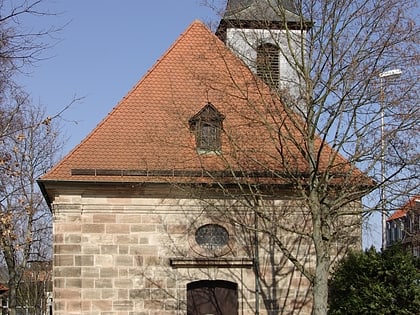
xmin=0 ymin=283 xmax=8 ymax=292
xmin=387 ymin=195 xmax=420 ymax=221
xmin=39 ymin=21 xmax=368 ymax=189
xmin=387 ymin=209 xmax=407 ymax=221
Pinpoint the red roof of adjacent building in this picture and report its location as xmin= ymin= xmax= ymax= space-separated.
xmin=0 ymin=283 xmax=8 ymax=292
xmin=387 ymin=195 xmax=420 ymax=221
xmin=39 ymin=21 xmax=368 ymax=192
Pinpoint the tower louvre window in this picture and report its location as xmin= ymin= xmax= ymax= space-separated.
xmin=189 ymin=103 xmax=225 ymax=153
xmin=256 ymin=43 xmax=280 ymax=86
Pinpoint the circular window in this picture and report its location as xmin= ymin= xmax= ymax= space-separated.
xmin=195 ymin=224 xmax=229 ymax=250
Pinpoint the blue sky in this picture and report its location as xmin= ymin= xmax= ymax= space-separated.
xmin=17 ymin=0 xmax=382 ymax=248
xmin=19 ymin=0 xmax=219 ymax=151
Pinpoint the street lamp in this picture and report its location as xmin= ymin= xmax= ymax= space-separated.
xmin=378 ymin=68 xmax=402 ymax=250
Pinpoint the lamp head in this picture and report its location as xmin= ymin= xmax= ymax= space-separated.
xmin=379 ymin=69 xmax=402 ymax=78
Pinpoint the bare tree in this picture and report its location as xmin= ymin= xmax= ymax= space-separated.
xmin=0 ymin=0 xmax=66 ymax=136
xmin=180 ymin=0 xmax=420 ymax=314
xmin=0 ymin=3 xmax=64 ymax=313
xmin=0 ymin=102 xmax=61 ymax=315
xmin=16 ymin=260 xmax=52 ymax=315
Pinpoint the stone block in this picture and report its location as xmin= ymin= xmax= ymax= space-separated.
xmin=55 ymin=267 xmax=81 ymax=278
xmin=100 ymin=267 xmax=118 ymax=278
xmin=151 ymin=288 xmax=170 ymax=300
xmin=65 ymin=234 xmax=82 ymax=243
xmin=95 ymin=279 xmax=113 ymax=289
xmin=114 ymin=278 xmax=133 ymax=289
xmin=166 ymin=224 xmax=187 ymax=234
xmin=82 ymin=267 xmax=100 ymax=278
xmin=130 ymin=289 xmax=151 ymax=300
xmin=130 ymin=245 xmax=158 ymax=256
xmin=139 ymin=237 xmax=149 ymax=244
xmin=116 ymin=235 xmax=139 ymax=244
xmin=55 ymin=254 xmax=74 ymax=266
xmin=54 ymin=244 xmax=81 ymax=254
xmin=82 ymin=288 xmax=98 ymax=300
xmin=95 ymin=255 xmax=113 ymax=267
xmin=113 ymin=300 xmax=134 ymax=311
xmin=81 ymin=278 xmax=95 ymax=288
xmin=118 ymin=214 xmax=143 ymax=223
xmin=141 ymin=215 xmax=162 ymax=224
xmin=131 ymin=224 xmax=156 ymax=233
xmin=119 ymin=245 xmax=129 ymax=254
xmin=101 ymin=245 xmax=118 ymax=254
xmin=65 ymin=278 xmax=82 ymax=288
xmin=92 ymin=299 xmax=112 ymax=311
xmin=102 ymin=288 xmax=118 ymax=299
xmin=118 ymin=288 xmax=129 ymax=300
xmin=106 ymin=224 xmax=130 ymax=234
xmin=82 ymin=224 xmax=105 ymax=233
xmin=116 ymin=255 xmax=134 ymax=266
xmin=59 ymin=224 xmax=82 ymax=233
xmin=75 ymin=255 xmax=94 ymax=266
xmin=144 ymin=300 xmax=161 ymax=310
xmin=55 ymin=288 xmax=81 ymax=299
xmin=82 ymin=244 xmax=101 ymax=255
xmin=93 ymin=214 xmax=117 ymax=223
xmin=66 ymin=300 xmax=83 ymax=312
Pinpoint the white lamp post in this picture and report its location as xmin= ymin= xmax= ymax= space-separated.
xmin=378 ymin=68 xmax=402 ymax=250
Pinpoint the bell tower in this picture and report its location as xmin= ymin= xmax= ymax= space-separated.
xmin=216 ymin=0 xmax=310 ymax=106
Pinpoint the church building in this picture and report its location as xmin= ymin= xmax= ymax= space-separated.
xmin=39 ymin=1 xmax=362 ymax=314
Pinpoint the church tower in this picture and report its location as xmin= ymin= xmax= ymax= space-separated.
xmin=216 ymin=0 xmax=310 ymax=105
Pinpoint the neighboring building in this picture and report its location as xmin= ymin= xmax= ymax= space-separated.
xmin=387 ymin=196 xmax=420 ymax=257
xmin=38 ymin=1 xmax=364 ymax=314
xmin=0 ymin=283 xmax=8 ymax=314
xmin=0 ymin=261 xmax=52 ymax=315
xmin=0 ymin=284 xmax=8 ymax=295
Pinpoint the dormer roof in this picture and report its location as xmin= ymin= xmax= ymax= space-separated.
xmin=189 ymin=103 xmax=225 ymax=127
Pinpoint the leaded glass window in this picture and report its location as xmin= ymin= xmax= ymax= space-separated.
xmin=195 ymin=224 xmax=229 ymax=250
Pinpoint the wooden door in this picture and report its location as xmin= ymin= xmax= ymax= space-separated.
xmin=187 ymin=280 xmax=238 ymax=315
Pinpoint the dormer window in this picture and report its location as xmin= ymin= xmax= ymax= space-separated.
xmin=189 ymin=103 xmax=224 ymax=154
xmin=256 ymin=43 xmax=280 ymax=86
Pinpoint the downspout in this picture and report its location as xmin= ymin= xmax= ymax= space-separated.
xmin=254 ymin=206 xmax=260 ymax=315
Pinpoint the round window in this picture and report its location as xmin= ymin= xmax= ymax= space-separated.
xmin=195 ymin=224 xmax=229 ymax=250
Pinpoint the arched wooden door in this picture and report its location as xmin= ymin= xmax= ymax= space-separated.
xmin=187 ymin=280 xmax=238 ymax=315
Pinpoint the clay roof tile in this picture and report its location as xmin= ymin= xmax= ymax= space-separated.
xmin=39 ymin=20 xmax=369 ymax=193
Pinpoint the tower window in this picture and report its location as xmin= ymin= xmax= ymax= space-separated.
xmin=256 ymin=43 xmax=280 ymax=86
xmin=189 ymin=103 xmax=225 ymax=153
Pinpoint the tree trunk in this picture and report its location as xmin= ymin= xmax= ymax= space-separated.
xmin=312 ymin=246 xmax=329 ymax=315
xmin=311 ymin=202 xmax=331 ymax=315
xmin=7 ymin=281 xmax=16 ymax=315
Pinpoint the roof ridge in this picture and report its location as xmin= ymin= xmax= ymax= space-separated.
xmin=45 ymin=20 xmax=211 ymax=176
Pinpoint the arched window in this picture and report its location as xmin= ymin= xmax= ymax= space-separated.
xmin=256 ymin=43 xmax=280 ymax=86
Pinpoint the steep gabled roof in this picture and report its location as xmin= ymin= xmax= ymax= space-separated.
xmin=39 ymin=21 xmax=367 ymax=195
